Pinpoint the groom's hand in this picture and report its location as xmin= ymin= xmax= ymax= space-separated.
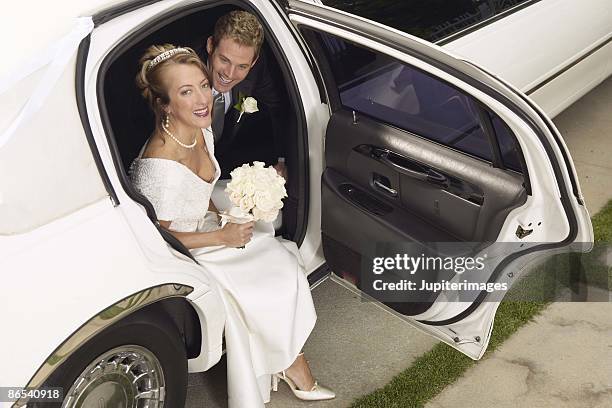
xmin=273 ymin=162 xmax=287 ymax=181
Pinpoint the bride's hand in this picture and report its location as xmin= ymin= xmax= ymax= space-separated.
xmin=221 ymin=221 xmax=255 ymax=247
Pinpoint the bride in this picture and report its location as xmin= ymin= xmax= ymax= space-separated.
xmin=129 ymin=44 xmax=334 ymax=407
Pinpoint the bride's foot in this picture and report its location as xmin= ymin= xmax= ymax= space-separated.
xmin=285 ymin=353 xmax=315 ymax=391
xmin=272 ymin=353 xmax=335 ymax=401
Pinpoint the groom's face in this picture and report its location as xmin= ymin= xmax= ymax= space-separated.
xmin=207 ymin=36 xmax=258 ymax=93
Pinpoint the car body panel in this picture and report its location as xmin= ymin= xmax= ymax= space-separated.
xmin=0 ymin=197 xmax=225 ymax=390
xmin=0 ymin=51 xmax=107 ymax=234
xmin=441 ymin=0 xmax=612 ymax=117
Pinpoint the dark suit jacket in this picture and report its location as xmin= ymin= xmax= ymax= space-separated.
xmin=195 ymin=45 xmax=287 ymax=178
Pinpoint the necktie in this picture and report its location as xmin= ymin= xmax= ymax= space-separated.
xmin=211 ymin=92 xmax=225 ymax=142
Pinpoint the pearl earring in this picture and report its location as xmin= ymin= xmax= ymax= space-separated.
xmin=163 ymin=113 xmax=170 ymax=128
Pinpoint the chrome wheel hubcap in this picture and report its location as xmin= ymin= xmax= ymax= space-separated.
xmin=62 ymin=345 xmax=165 ymax=408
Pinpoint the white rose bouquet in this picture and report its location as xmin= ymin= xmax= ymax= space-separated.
xmin=222 ymin=161 xmax=287 ymax=225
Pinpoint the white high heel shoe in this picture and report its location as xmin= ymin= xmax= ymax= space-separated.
xmin=272 ymin=371 xmax=336 ymax=401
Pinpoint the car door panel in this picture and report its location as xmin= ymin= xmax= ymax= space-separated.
xmin=358 ymin=145 xmax=485 ymax=237
xmin=323 ymin=168 xmax=457 ymax=245
xmin=323 ymin=168 xmax=457 ymax=316
xmin=325 ymin=110 xmax=527 ymax=245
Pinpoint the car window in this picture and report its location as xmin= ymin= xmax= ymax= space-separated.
xmin=490 ymin=111 xmax=523 ymax=172
xmin=303 ymin=29 xmax=524 ymax=171
xmin=321 ymin=0 xmax=533 ymax=42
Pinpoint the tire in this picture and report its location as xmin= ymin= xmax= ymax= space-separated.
xmin=31 ymin=306 xmax=187 ymax=408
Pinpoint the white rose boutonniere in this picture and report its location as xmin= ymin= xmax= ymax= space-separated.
xmin=234 ymin=93 xmax=259 ymax=123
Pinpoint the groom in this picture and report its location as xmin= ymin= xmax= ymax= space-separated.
xmin=202 ymin=10 xmax=287 ymax=179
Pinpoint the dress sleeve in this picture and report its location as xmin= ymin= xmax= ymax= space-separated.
xmin=129 ymin=160 xmax=185 ymax=221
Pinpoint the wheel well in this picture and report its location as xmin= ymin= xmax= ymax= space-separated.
xmin=130 ymin=297 xmax=202 ymax=359
xmin=33 ymin=302 xmax=188 ymax=408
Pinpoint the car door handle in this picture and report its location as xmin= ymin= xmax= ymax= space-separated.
xmin=371 ymin=147 xmax=449 ymax=186
xmin=426 ymin=169 xmax=448 ymax=186
xmin=373 ymin=179 xmax=398 ymax=197
xmin=374 ymin=149 xmax=429 ymax=181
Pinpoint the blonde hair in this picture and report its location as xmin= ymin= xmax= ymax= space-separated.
xmin=136 ymin=44 xmax=209 ymax=120
xmin=211 ymin=10 xmax=264 ymax=59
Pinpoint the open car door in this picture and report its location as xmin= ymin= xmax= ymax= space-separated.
xmin=287 ymin=0 xmax=593 ymax=359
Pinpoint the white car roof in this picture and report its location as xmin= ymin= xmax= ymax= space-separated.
xmin=2 ymin=0 xmax=124 ymax=77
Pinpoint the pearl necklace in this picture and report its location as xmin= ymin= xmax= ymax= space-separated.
xmin=161 ymin=121 xmax=197 ymax=149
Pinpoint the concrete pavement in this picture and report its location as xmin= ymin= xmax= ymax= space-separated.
xmin=553 ymin=77 xmax=612 ymax=215
xmin=186 ymin=77 xmax=612 ymax=408
xmin=426 ymin=302 xmax=612 ymax=408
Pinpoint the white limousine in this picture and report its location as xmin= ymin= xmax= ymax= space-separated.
xmin=1 ymin=0 xmax=609 ymax=406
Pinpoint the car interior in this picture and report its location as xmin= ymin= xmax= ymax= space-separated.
xmin=100 ymin=4 xmax=308 ymax=250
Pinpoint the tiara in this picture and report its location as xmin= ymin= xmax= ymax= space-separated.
xmin=147 ymin=47 xmax=192 ymax=71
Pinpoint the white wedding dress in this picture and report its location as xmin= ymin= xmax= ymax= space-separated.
xmin=129 ymin=127 xmax=317 ymax=407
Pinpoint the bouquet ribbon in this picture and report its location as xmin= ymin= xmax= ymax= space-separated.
xmin=219 ymin=206 xmax=255 ymax=227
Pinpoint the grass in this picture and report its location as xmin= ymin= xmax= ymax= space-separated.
xmin=592 ymin=200 xmax=612 ymax=243
xmin=351 ymin=200 xmax=612 ymax=408
xmin=592 ymin=200 xmax=612 ymax=291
